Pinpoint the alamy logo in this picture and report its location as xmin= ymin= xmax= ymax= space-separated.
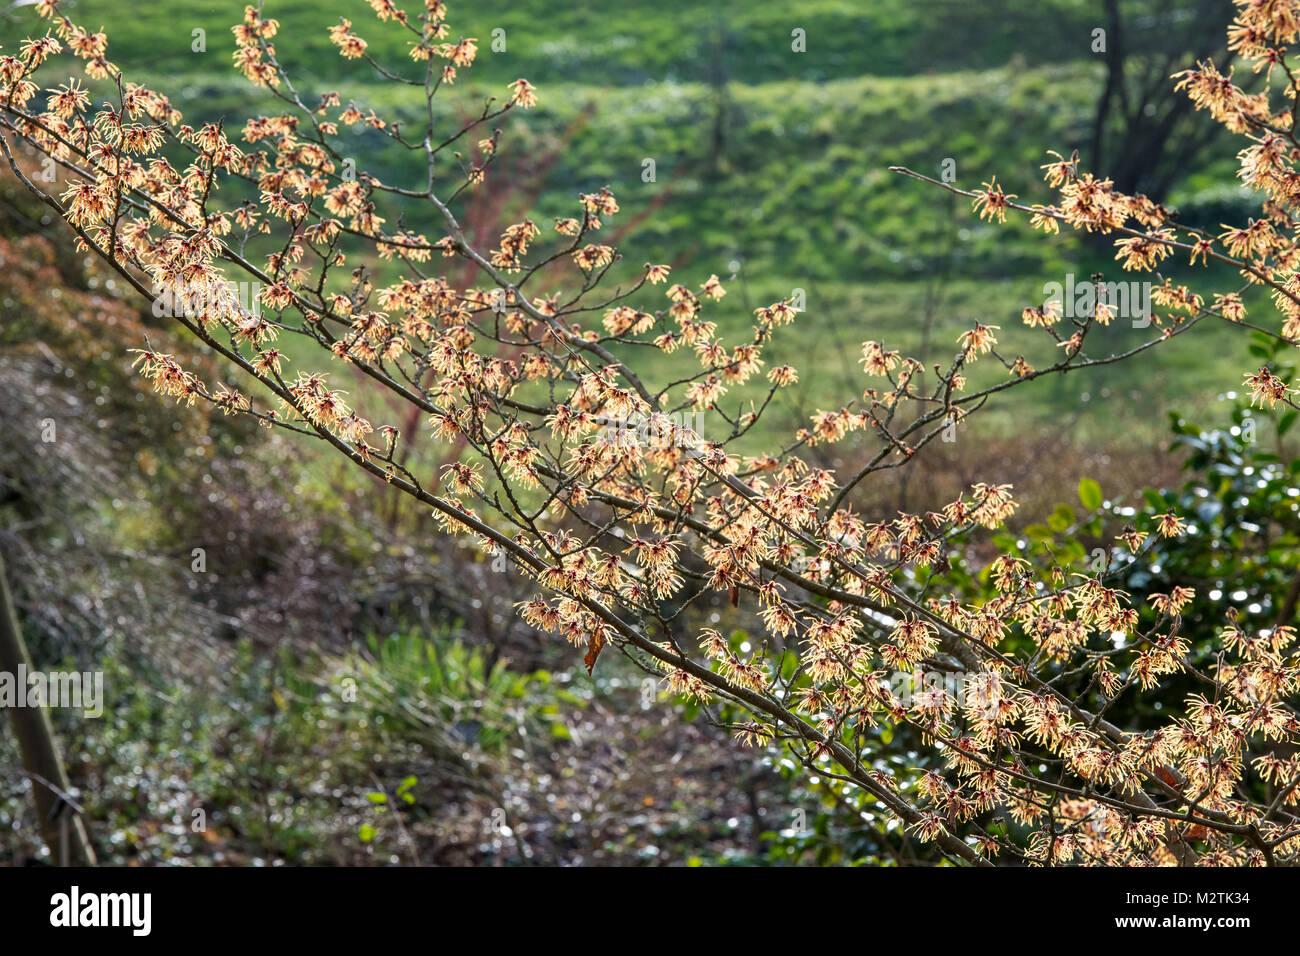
xmin=1042 ymin=273 xmax=1152 ymax=327
xmin=595 ymin=410 xmax=709 ymax=456
xmin=50 ymin=886 xmax=151 ymax=936
xmin=889 ymin=669 xmax=1002 ymax=713
xmin=152 ymin=278 xmax=263 ymax=322
xmin=0 ymin=666 xmax=103 ymax=718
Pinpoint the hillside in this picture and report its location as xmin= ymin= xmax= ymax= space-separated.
xmin=6 ymin=0 xmax=1259 ymax=447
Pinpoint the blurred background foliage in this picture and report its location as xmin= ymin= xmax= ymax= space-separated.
xmin=1 ymin=0 xmax=1296 ymax=865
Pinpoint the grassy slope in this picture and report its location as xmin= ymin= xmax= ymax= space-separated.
xmin=67 ymin=0 xmax=1105 ymax=85
xmin=11 ymin=0 xmax=1264 ymax=446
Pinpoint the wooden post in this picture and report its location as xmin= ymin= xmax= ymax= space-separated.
xmin=0 ymin=552 xmax=96 ymax=865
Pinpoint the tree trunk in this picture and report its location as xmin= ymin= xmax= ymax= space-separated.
xmin=0 ymin=552 xmax=96 ymax=865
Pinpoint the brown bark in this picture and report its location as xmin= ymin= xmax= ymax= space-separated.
xmin=0 ymin=551 xmax=96 ymax=865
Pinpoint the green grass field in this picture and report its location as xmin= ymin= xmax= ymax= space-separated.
xmin=6 ymin=0 xmax=1268 ymax=446
xmin=66 ymin=0 xmax=1108 ymax=86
